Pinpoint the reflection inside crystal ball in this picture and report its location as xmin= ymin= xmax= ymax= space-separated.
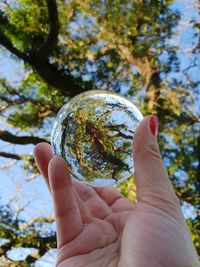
xmin=51 ymin=90 xmax=143 ymax=187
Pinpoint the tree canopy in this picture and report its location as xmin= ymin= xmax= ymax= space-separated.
xmin=0 ymin=0 xmax=199 ymax=265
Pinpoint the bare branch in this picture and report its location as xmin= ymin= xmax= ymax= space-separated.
xmin=37 ymin=0 xmax=59 ymax=59
xmin=0 ymin=151 xmax=22 ymax=160
xmin=0 ymin=159 xmax=17 ymax=169
xmin=26 ymin=173 xmax=40 ymax=181
xmin=182 ymin=60 xmax=198 ymax=73
xmin=0 ymin=130 xmax=49 ymax=145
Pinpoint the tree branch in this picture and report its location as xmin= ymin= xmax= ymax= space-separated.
xmin=29 ymin=59 xmax=84 ymax=96
xmin=0 ymin=8 xmax=85 ymax=96
xmin=0 ymin=30 xmax=28 ymax=61
xmin=0 ymin=29 xmax=83 ymax=96
xmin=0 ymin=96 xmax=26 ymax=111
xmin=37 ymin=0 xmax=59 ymax=59
xmin=0 ymin=130 xmax=49 ymax=145
xmin=0 ymin=233 xmax=56 ymax=265
xmin=0 ymin=211 xmax=56 ymax=264
xmin=0 ymin=94 xmax=59 ymax=114
xmin=0 ymin=159 xmax=18 ymax=169
xmin=0 ymin=151 xmax=22 ymax=160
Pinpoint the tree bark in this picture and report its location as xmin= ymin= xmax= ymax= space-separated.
xmin=0 ymin=151 xmax=22 ymax=160
xmin=28 ymin=57 xmax=83 ymax=96
xmin=37 ymin=0 xmax=59 ymax=59
xmin=0 ymin=130 xmax=49 ymax=145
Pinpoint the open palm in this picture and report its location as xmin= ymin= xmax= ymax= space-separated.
xmin=34 ymin=143 xmax=134 ymax=266
xmin=34 ymin=116 xmax=199 ymax=267
xmin=55 ymin=177 xmax=134 ymax=267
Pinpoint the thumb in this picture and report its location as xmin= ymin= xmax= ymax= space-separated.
xmin=133 ymin=115 xmax=179 ymax=206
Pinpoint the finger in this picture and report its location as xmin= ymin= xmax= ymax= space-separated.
xmin=94 ymin=187 xmax=122 ymax=206
xmin=73 ymin=179 xmax=112 ymax=219
xmin=48 ymin=156 xmax=82 ymax=248
xmin=34 ymin=143 xmax=91 ymax=222
xmin=95 ymin=187 xmax=133 ymax=212
xmin=33 ymin=142 xmax=53 ymax=190
xmin=73 ymin=188 xmax=91 ymax=223
xmin=133 ymin=115 xmax=180 ymax=208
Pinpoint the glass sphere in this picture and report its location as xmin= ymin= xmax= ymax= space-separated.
xmin=51 ymin=90 xmax=143 ymax=187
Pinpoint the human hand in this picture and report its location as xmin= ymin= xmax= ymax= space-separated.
xmin=34 ymin=115 xmax=199 ymax=267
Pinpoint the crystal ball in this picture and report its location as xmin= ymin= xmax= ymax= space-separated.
xmin=51 ymin=90 xmax=143 ymax=187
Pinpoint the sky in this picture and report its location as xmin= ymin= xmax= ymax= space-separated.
xmin=0 ymin=0 xmax=199 ymax=265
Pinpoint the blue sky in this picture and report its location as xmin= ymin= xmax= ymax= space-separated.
xmin=0 ymin=0 xmax=199 ymax=265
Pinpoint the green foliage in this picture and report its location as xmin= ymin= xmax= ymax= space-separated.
xmin=0 ymin=0 xmax=199 ymax=264
xmin=116 ymin=176 xmax=136 ymax=202
xmin=187 ymin=217 xmax=200 ymax=256
xmin=21 ymin=154 xmax=38 ymax=174
xmin=1 ymin=0 xmax=48 ymax=52
xmin=0 ymin=203 xmax=56 ymax=265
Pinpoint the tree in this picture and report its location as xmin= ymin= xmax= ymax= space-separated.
xmin=0 ymin=204 xmax=56 ymax=266
xmin=0 ymin=0 xmax=199 ymax=265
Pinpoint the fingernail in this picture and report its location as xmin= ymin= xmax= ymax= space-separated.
xmin=150 ymin=115 xmax=158 ymax=137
